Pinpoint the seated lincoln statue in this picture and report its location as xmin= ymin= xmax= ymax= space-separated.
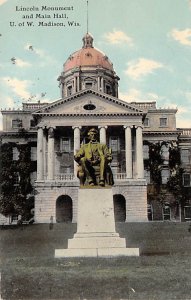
xmin=74 ymin=128 xmax=114 ymax=187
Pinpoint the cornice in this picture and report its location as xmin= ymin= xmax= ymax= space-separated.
xmin=143 ymin=130 xmax=180 ymax=136
xmin=0 ymin=131 xmax=37 ymax=137
xmin=34 ymin=112 xmax=143 ymax=117
xmin=146 ymin=108 xmax=178 ymax=113
xmin=60 ymin=67 xmax=115 ymax=79
xmin=0 ymin=110 xmax=32 ymax=115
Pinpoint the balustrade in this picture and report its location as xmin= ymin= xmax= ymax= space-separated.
xmin=179 ymin=129 xmax=191 ymax=136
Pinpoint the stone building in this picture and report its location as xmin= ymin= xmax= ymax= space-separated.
xmin=1 ymin=33 xmax=191 ymax=224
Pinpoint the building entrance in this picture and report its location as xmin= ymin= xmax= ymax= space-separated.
xmin=113 ymin=194 xmax=126 ymax=222
xmin=56 ymin=195 xmax=73 ymax=223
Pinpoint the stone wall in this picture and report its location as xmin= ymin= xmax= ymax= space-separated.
xmin=35 ymin=180 xmax=148 ymax=223
xmin=113 ymin=180 xmax=148 ymax=222
xmin=35 ymin=181 xmax=79 ymax=223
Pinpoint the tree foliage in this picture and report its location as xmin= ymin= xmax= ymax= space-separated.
xmin=144 ymin=140 xmax=186 ymax=207
xmin=167 ymin=143 xmax=187 ymax=205
xmin=144 ymin=141 xmax=165 ymax=185
xmin=0 ymin=142 xmax=35 ymax=220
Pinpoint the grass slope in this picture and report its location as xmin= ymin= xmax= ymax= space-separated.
xmin=0 ymin=222 xmax=191 ymax=300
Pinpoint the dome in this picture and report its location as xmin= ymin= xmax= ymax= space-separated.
xmin=64 ymin=33 xmax=114 ymax=73
xmin=59 ymin=33 xmax=120 ymax=98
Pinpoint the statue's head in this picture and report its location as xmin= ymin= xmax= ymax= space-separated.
xmin=87 ymin=128 xmax=98 ymax=142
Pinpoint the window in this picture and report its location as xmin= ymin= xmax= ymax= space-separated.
xmin=147 ymin=204 xmax=153 ymax=221
xmin=144 ymin=118 xmax=150 ymax=127
xmin=12 ymin=119 xmax=22 ymax=129
xmin=85 ymin=82 xmax=93 ymax=89
xmin=67 ymin=85 xmax=72 ymax=96
xmin=143 ymin=145 xmax=149 ymax=159
xmin=163 ymin=203 xmax=171 ymax=221
xmin=83 ymin=103 xmax=96 ymax=110
xmin=31 ymin=147 xmax=37 ymax=161
xmin=184 ymin=206 xmax=191 ymax=221
xmin=30 ymin=119 xmax=36 ymax=128
xmin=13 ymin=147 xmax=19 ymax=160
xmin=110 ymin=136 xmax=119 ymax=152
xmin=183 ymin=173 xmax=191 ymax=187
xmin=60 ymin=137 xmax=71 ymax=153
xmin=106 ymin=85 xmax=112 ymax=95
xmin=161 ymin=145 xmax=169 ymax=162
xmin=161 ymin=169 xmax=170 ymax=184
xmin=181 ymin=149 xmax=190 ymax=164
xmin=160 ymin=117 xmax=167 ymax=127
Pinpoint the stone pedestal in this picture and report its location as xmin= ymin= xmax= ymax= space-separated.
xmin=55 ymin=188 xmax=139 ymax=257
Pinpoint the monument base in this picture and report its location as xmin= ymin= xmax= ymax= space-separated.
xmin=55 ymin=247 xmax=139 ymax=258
xmin=55 ymin=188 xmax=139 ymax=257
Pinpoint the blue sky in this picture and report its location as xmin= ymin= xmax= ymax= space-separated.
xmin=0 ymin=0 xmax=191 ymax=129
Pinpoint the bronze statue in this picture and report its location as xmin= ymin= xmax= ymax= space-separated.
xmin=74 ymin=128 xmax=114 ymax=186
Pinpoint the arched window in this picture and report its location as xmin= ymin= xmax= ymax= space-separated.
xmin=67 ymin=85 xmax=72 ymax=96
xmin=113 ymin=194 xmax=126 ymax=222
xmin=56 ymin=195 xmax=73 ymax=223
xmin=106 ymin=84 xmax=112 ymax=95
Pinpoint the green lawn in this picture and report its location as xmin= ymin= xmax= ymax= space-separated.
xmin=0 ymin=223 xmax=191 ymax=300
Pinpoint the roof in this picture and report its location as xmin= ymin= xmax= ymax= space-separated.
xmin=64 ymin=33 xmax=114 ymax=73
xmin=32 ymin=89 xmax=145 ymax=117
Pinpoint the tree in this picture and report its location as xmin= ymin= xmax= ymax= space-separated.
xmin=144 ymin=140 xmax=187 ymax=220
xmin=0 ymin=142 xmax=35 ymax=222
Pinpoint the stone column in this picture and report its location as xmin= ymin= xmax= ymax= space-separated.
xmin=136 ymin=126 xmax=144 ymax=178
xmin=47 ymin=127 xmax=55 ymax=180
xmin=115 ymin=81 xmax=118 ymax=98
xmin=74 ymin=77 xmax=77 ymax=93
xmin=59 ymin=82 xmax=62 ymax=98
xmin=124 ymin=126 xmax=132 ymax=178
xmin=37 ymin=127 xmax=44 ymax=181
xmin=101 ymin=77 xmax=104 ymax=92
xmin=97 ymin=76 xmax=100 ymax=91
xmin=77 ymin=76 xmax=80 ymax=92
xmin=43 ymin=133 xmax=47 ymax=179
xmin=99 ymin=126 xmax=107 ymax=144
xmin=73 ymin=126 xmax=81 ymax=177
xmin=63 ymin=83 xmax=67 ymax=98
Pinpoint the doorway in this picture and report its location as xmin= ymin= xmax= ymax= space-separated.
xmin=56 ymin=195 xmax=73 ymax=223
xmin=113 ymin=194 xmax=126 ymax=222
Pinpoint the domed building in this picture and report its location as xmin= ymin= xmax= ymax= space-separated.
xmin=1 ymin=33 xmax=191 ymax=225
xmin=31 ymin=32 xmax=149 ymax=223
